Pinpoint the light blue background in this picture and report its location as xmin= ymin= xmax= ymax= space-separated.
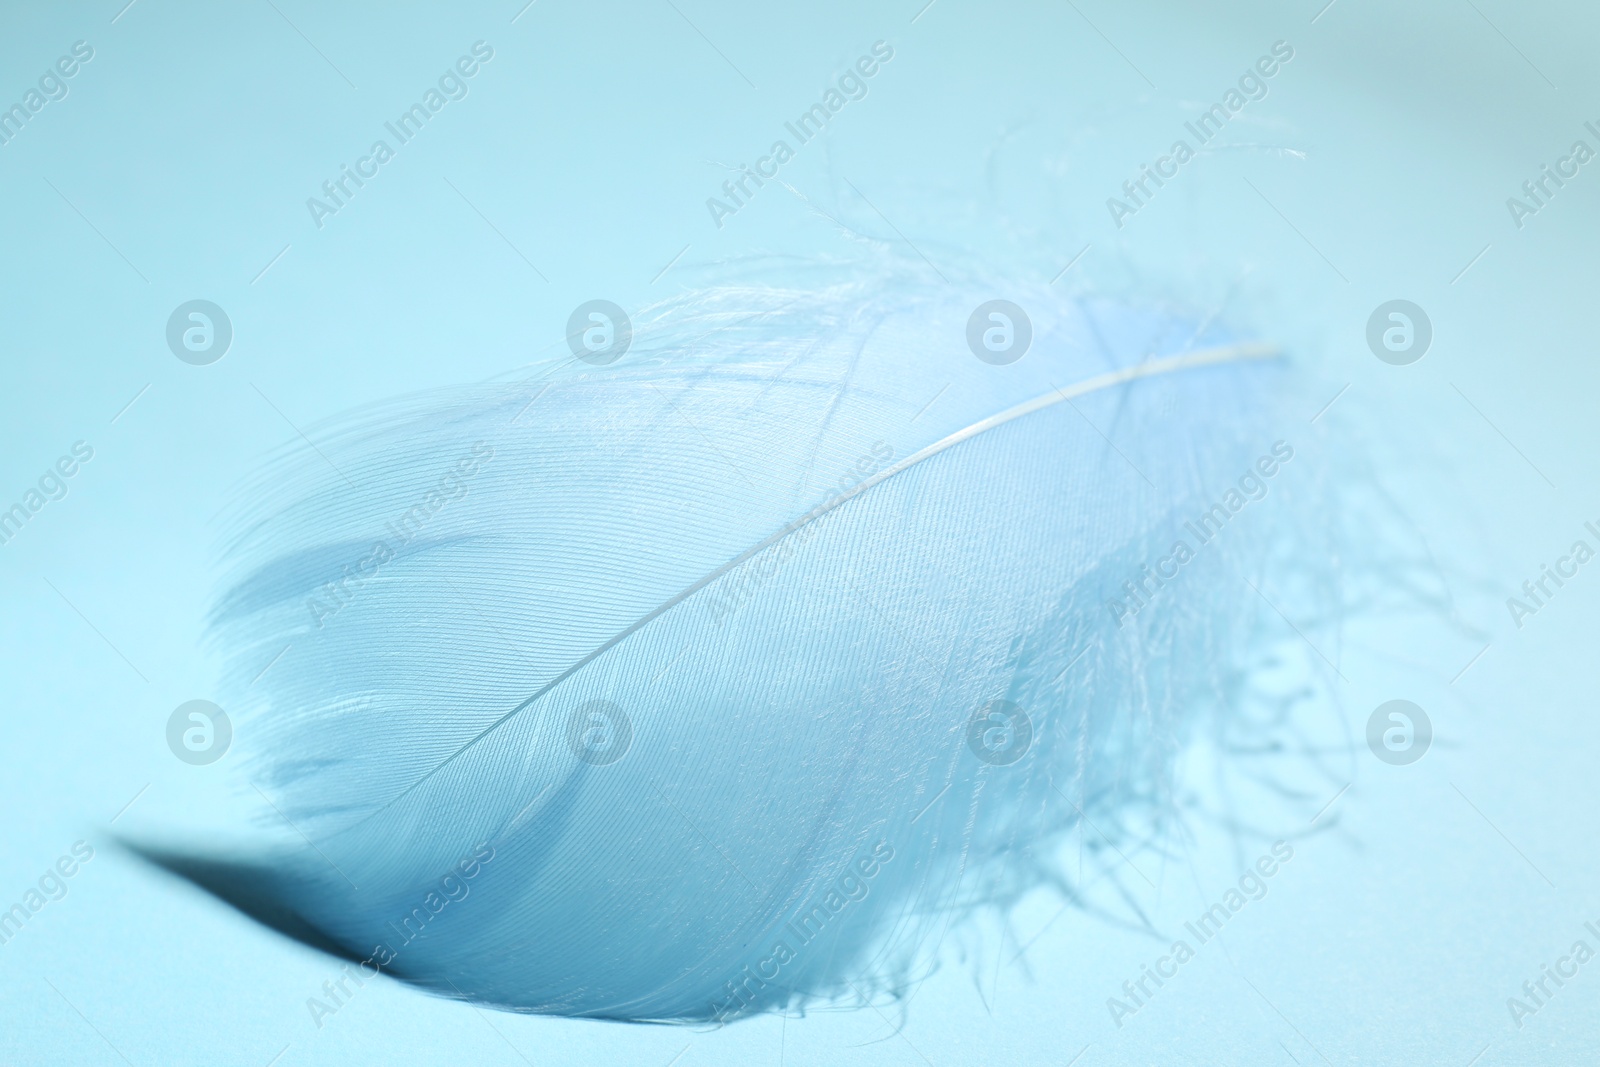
xmin=3 ymin=0 xmax=1599 ymax=1063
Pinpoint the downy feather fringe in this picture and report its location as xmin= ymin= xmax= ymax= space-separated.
xmin=133 ymin=269 xmax=1361 ymax=1024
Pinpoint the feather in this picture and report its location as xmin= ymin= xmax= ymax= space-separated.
xmin=130 ymin=278 xmax=1315 ymax=1023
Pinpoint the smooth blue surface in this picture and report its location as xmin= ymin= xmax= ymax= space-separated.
xmin=3 ymin=1 xmax=1599 ymax=1064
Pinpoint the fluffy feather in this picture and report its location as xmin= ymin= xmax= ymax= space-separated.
xmin=133 ymin=278 xmax=1316 ymax=1023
